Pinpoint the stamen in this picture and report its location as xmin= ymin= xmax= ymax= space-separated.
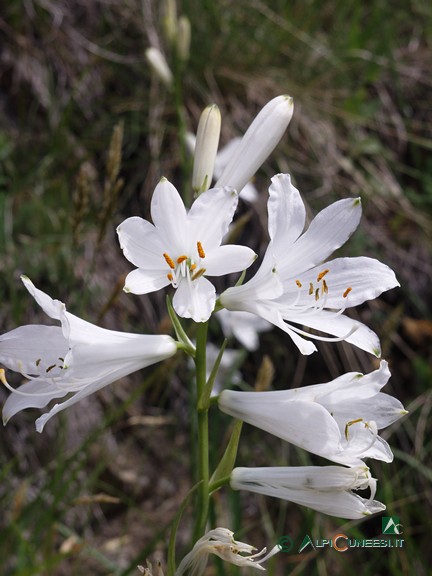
xmin=315 ymin=288 xmax=320 ymax=301
xmin=197 ymin=241 xmax=206 ymax=259
xmin=191 ymin=267 xmax=206 ymax=281
xmin=177 ymin=255 xmax=188 ymax=264
xmin=167 ymin=273 xmax=174 ymax=282
xmin=317 ymin=269 xmax=329 ymax=282
xmin=295 ymin=279 xmax=302 ymax=288
xmin=190 ymin=263 xmax=197 ymax=271
xmin=322 ymin=279 xmax=328 ymax=294
xmin=35 ymin=358 xmax=41 ymax=367
xmin=46 ymin=364 xmax=56 ymax=373
xmin=343 ymin=287 xmax=352 ymax=298
xmin=344 ymin=418 xmax=364 ymax=440
xmin=309 ymin=282 xmax=314 ymax=295
xmin=163 ymin=252 xmax=175 ymax=269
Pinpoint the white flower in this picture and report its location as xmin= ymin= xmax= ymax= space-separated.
xmin=175 ymin=527 xmax=279 ymax=576
xmin=231 ymin=465 xmax=386 ymax=519
xmin=117 ymin=178 xmax=256 ymax=322
xmin=219 ymin=361 xmax=407 ymax=466
xmin=220 ymin=173 xmax=400 ymax=355
xmin=0 ymin=276 xmax=177 ymax=432
xmin=215 ymin=96 xmax=294 ymax=195
xmin=213 ymin=138 xmax=259 ymax=202
xmin=216 ymin=309 xmax=271 ymax=351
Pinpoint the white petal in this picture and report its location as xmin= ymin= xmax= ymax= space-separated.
xmin=284 ymin=257 xmax=399 ymax=307
xmin=173 ymin=276 xmax=216 ymax=322
xmin=187 ymin=186 xmax=238 ymax=250
xmin=117 ymin=216 xmax=166 ymax=270
xmin=124 ymin=268 xmax=169 ymax=294
xmin=267 ymin=173 xmax=306 ymax=249
xmin=0 ymin=325 xmax=67 ymax=375
xmin=3 ymin=380 xmax=69 ymax=425
xmin=21 ymin=276 xmax=65 ymax=320
xmin=277 ymin=198 xmax=362 ymax=278
xmin=150 ymin=178 xmax=188 ymax=249
xmin=204 ymin=245 xmax=256 ymax=276
xmin=219 ymin=392 xmax=342 ymax=460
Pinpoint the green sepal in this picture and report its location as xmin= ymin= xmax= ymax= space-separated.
xmin=209 ymin=420 xmax=243 ymax=489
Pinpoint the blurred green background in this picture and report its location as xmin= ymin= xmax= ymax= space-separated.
xmin=0 ymin=0 xmax=431 ymax=574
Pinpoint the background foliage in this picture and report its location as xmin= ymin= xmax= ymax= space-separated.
xmin=0 ymin=0 xmax=431 ymax=574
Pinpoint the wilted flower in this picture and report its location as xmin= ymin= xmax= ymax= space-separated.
xmin=175 ymin=527 xmax=279 ymax=576
xmin=220 ymin=173 xmax=400 ymax=355
xmin=117 ymin=177 xmax=256 ymax=322
xmin=231 ymin=465 xmax=385 ymax=519
xmin=219 ymin=361 xmax=407 ymax=466
xmin=0 ymin=277 xmax=177 ymax=432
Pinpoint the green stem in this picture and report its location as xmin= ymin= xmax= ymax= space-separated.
xmin=193 ymin=320 xmax=209 ymax=541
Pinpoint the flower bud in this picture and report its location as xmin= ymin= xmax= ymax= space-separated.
xmin=145 ymin=47 xmax=173 ymax=87
xmin=215 ymin=95 xmax=294 ymax=192
xmin=192 ymin=104 xmax=221 ymax=194
xmin=176 ymin=16 xmax=191 ymax=62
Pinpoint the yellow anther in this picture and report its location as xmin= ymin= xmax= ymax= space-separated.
xmin=343 ymin=287 xmax=352 ymax=298
xmin=315 ymin=287 xmax=320 ymax=301
xmin=309 ymin=282 xmax=314 ymax=295
xmin=163 ymin=252 xmax=176 ymax=269
xmin=191 ymin=267 xmax=206 ymax=281
xmin=167 ymin=273 xmax=174 ymax=282
xmin=322 ymin=278 xmax=328 ymax=294
xmin=317 ymin=269 xmax=329 ymax=282
xmin=197 ymin=241 xmax=206 ymax=259
xmin=0 ymin=368 xmax=7 ymax=386
xmin=177 ymin=255 xmax=188 ymax=264
xmin=344 ymin=418 xmax=363 ymax=440
xmin=295 ymin=279 xmax=302 ymax=288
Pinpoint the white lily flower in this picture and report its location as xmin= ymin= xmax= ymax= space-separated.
xmin=216 ymin=309 xmax=271 ymax=351
xmin=0 ymin=276 xmax=177 ymax=433
xmin=175 ymin=527 xmax=279 ymax=576
xmin=213 ymin=138 xmax=259 ymax=202
xmin=219 ymin=361 xmax=407 ymax=466
xmin=220 ymin=173 xmax=400 ymax=355
xmin=215 ymin=95 xmax=294 ymax=195
xmin=231 ymin=465 xmax=386 ymax=519
xmin=117 ymin=177 xmax=256 ymax=322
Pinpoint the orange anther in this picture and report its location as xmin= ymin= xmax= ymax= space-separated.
xmin=197 ymin=241 xmax=206 ymax=259
xmin=167 ymin=273 xmax=174 ymax=282
xmin=190 ymin=263 xmax=197 ymax=271
xmin=177 ymin=255 xmax=188 ymax=264
xmin=163 ymin=253 xmax=175 ymax=269
xmin=317 ymin=269 xmax=329 ymax=282
xmin=343 ymin=287 xmax=352 ymax=298
xmin=295 ymin=279 xmax=302 ymax=288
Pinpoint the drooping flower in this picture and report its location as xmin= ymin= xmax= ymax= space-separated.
xmin=220 ymin=173 xmax=400 ymax=355
xmin=175 ymin=527 xmax=279 ymax=576
xmin=219 ymin=361 xmax=407 ymax=466
xmin=0 ymin=276 xmax=177 ymax=432
xmin=117 ymin=178 xmax=256 ymax=322
xmin=231 ymin=465 xmax=385 ymax=519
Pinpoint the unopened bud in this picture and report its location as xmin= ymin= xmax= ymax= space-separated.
xmin=145 ymin=47 xmax=173 ymax=87
xmin=176 ymin=16 xmax=191 ymax=62
xmin=215 ymin=95 xmax=294 ymax=192
xmin=192 ymin=104 xmax=221 ymax=194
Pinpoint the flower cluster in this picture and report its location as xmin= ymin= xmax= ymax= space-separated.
xmin=0 ymin=95 xmax=406 ymax=573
